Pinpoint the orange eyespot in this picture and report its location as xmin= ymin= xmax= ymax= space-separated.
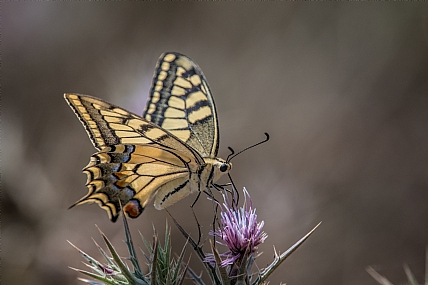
xmin=123 ymin=200 xmax=143 ymax=219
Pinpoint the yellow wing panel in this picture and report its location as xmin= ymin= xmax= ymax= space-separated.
xmin=143 ymin=53 xmax=219 ymax=158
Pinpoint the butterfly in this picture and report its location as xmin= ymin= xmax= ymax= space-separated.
xmin=65 ymin=52 xmax=231 ymax=222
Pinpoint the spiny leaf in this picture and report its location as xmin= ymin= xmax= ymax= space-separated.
xmin=77 ymin=277 xmax=111 ymax=285
xmin=121 ymin=211 xmax=144 ymax=279
xmin=254 ymin=222 xmax=321 ymax=285
xmin=366 ymin=266 xmax=394 ymax=285
xmin=187 ymin=267 xmax=206 ymax=285
xmin=92 ymin=238 xmax=116 ymax=268
xmin=68 ymin=241 xmax=104 ymax=270
xmin=151 ymin=235 xmax=158 ymax=285
xmin=98 ymin=228 xmax=140 ymax=285
xmin=176 ymin=254 xmax=191 ymax=285
xmin=172 ymin=239 xmax=189 ymax=283
xmin=404 ymin=264 xmax=420 ymax=285
xmin=70 ymin=267 xmax=117 ymax=285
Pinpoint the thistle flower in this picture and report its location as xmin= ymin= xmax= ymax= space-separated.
xmin=205 ymin=188 xmax=268 ymax=267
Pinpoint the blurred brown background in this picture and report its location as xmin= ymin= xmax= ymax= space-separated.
xmin=3 ymin=2 xmax=428 ymax=285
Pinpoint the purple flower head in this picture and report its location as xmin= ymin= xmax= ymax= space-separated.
xmin=205 ymin=188 xmax=268 ymax=267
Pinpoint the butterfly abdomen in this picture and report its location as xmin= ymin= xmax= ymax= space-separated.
xmin=153 ymin=157 xmax=231 ymax=209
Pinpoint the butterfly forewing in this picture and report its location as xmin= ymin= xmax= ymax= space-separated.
xmin=65 ymin=94 xmax=203 ymax=163
xmin=143 ymin=52 xmax=219 ymax=158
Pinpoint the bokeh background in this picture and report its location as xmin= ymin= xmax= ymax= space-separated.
xmin=3 ymin=2 xmax=428 ymax=285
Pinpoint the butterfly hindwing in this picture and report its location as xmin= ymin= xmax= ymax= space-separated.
xmin=143 ymin=52 xmax=219 ymax=158
xmin=76 ymin=144 xmax=193 ymax=221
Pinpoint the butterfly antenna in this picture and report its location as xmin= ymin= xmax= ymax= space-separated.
xmin=226 ymin=146 xmax=235 ymax=162
xmin=227 ymin=132 xmax=270 ymax=163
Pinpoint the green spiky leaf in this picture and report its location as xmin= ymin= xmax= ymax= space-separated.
xmin=253 ymin=222 xmax=321 ymax=285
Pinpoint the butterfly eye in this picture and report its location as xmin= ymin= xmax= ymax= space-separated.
xmin=220 ymin=163 xmax=228 ymax=172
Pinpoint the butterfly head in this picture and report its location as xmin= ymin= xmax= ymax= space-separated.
xmin=211 ymin=158 xmax=232 ymax=182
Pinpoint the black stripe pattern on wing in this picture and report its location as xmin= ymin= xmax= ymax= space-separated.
xmin=143 ymin=52 xmax=219 ymax=158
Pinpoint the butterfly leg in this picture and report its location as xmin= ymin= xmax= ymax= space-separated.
xmin=189 ymin=207 xmax=203 ymax=245
xmin=201 ymin=188 xmax=221 ymax=243
xmin=227 ymin=173 xmax=239 ymax=208
xmin=189 ymin=191 xmax=203 ymax=245
xmin=190 ymin=191 xmax=201 ymax=208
